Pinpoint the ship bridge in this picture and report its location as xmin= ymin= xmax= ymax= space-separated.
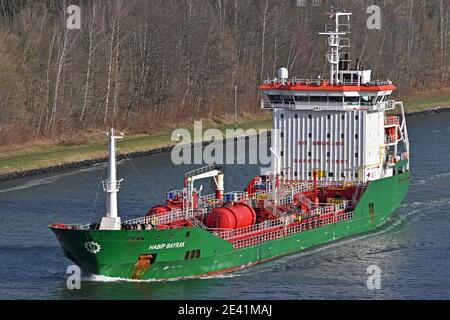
xmin=260 ymin=79 xmax=396 ymax=113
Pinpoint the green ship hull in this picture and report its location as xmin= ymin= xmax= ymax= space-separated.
xmin=51 ymin=171 xmax=410 ymax=280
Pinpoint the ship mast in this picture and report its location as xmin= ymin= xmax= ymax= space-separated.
xmin=100 ymin=128 xmax=124 ymax=230
xmin=319 ymin=12 xmax=352 ymax=85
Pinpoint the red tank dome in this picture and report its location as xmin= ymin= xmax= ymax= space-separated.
xmin=146 ymin=205 xmax=176 ymax=216
xmin=205 ymin=203 xmax=256 ymax=229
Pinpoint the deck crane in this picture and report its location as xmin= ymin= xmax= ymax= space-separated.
xmin=185 ymin=165 xmax=225 ymax=201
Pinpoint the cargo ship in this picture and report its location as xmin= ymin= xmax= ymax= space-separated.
xmin=50 ymin=13 xmax=410 ymax=280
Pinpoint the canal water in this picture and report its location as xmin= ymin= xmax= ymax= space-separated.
xmin=0 ymin=112 xmax=449 ymax=299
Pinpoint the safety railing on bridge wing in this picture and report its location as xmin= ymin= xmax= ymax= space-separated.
xmin=377 ymin=100 xmax=395 ymax=111
xmin=385 ymin=116 xmax=400 ymax=126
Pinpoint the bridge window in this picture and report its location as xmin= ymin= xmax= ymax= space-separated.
xmin=344 ymin=96 xmax=360 ymax=104
xmin=283 ymin=95 xmax=295 ymax=104
xmin=310 ymin=96 xmax=328 ymax=103
xmin=343 ymin=74 xmax=352 ymax=83
xmin=268 ymin=95 xmax=283 ymax=104
xmin=361 ymin=96 xmax=376 ymax=106
xmin=329 ymin=96 xmax=343 ymax=103
xmin=295 ymin=96 xmax=309 ymax=102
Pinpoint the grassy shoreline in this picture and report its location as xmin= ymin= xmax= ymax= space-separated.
xmin=1 ymin=94 xmax=449 ymax=178
xmin=0 ymin=117 xmax=272 ymax=177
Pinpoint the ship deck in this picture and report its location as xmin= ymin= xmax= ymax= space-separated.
xmin=51 ymin=180 xmax=365 ymax=250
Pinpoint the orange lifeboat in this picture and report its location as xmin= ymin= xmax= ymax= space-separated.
xmin=205 ymin=204 xmax=256 ymax=229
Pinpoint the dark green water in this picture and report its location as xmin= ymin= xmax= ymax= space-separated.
xmin=0 ymin=113 xmax=449 ymax=299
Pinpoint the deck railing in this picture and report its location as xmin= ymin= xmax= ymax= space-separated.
xmin=262 ymin=78 xmax=392 ymax=86
xmin=232 ymin=211 xmax=354 ymax=249
xmin=378 ymin=100 xmax=395 ymax=111
xmin=122 ymin=208 xmax=193 ymax=227
xmin=50 ymin=223 xmax=90 ymax=230
xmin=78 ymin=180 xmax=350 ymax=232
xmin=210 ymin=218 xmax=286 ymax=240
xmin=209 ymin=201 xmax=349 ymax=241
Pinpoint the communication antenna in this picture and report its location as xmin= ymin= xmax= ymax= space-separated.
xmin=319 ymin=12 xmax=352 ymax=84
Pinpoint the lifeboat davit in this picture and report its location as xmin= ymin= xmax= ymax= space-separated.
xmin=205 ymin=203 xmax=256 ymax=229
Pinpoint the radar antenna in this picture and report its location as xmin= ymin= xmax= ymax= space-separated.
xmin=319 ymin=12 xmax=352 ymax=85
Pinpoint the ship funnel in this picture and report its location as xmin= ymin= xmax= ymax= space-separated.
xmin=277 ymin=67 xmax=289 ymax=83
xmin=99 ymin=128 xmax=124 ymax=230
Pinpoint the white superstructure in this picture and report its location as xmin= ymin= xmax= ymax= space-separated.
xmin=260 ymin=13 xmax=409 ymax=184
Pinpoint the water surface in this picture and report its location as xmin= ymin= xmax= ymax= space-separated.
xmin=0 ymin=113 xmax=449 ymax=299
